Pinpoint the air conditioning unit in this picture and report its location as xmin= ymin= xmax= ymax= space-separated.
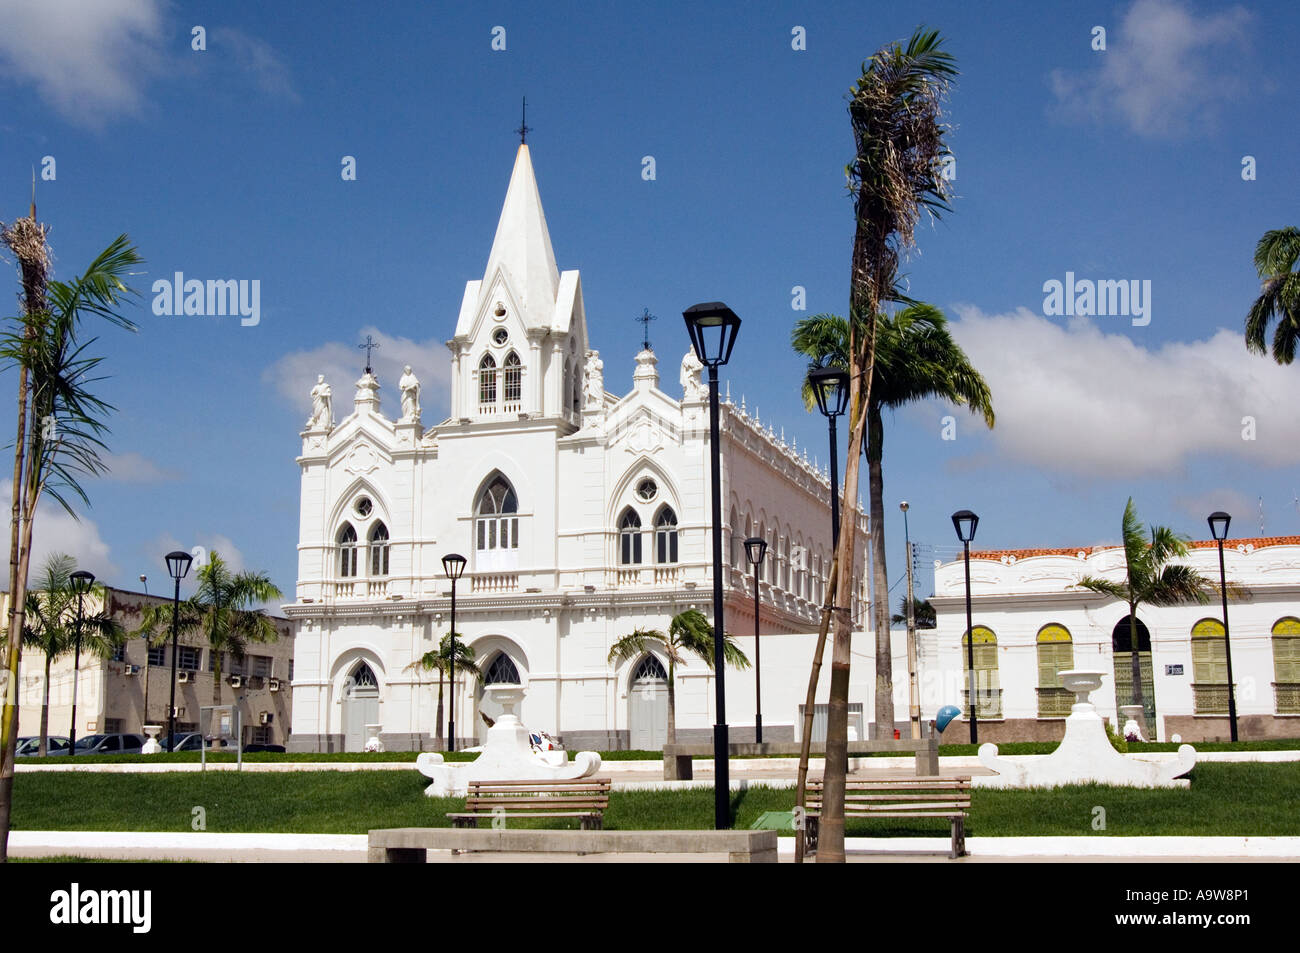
xmin=177 ymin=670 xmax=192 ymax=683
xmin=124 ymin=664 xmax=140 ymax=676
xmin=268 ymin=678 xmax=281 ymax=692
xmin=171 ymin=706 xmax=184 ymax=717
xmin=259 ymin=712 xmax=273 ymax=725
xmin=228 ymin=675 xmax=242 ymax=688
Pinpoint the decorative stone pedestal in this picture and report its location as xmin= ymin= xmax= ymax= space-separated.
xmin=1119 ymin=704 xmax=1148 ymax=742
xmin=976 ymin=670 xmax=1195 ymax=788
xmin=364 ymin=725 xmax=385 ymax=753
xmin=417 ymin=684 xmax=602 ymax=797
xmin=141 ymin=725 xmax=163 ymax=755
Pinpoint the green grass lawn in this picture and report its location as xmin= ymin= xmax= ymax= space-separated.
xmin=10 ymin=762 xmax=1299 ymax=837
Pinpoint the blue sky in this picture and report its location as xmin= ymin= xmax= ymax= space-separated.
xmin=0 ymin=0 xmax=1296 ymax=605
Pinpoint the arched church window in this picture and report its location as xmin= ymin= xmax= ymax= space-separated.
xmin=632 ymin=655 xmax=667 ymax=681
xmin=484 ymin=653 xmax=521 ymax=685
xmin=655 ymin=506 xmax=678 ymax=564
xmin=475 ymin=475 xmax=519 ymax=553
xmin=619 ymin=508 xmax=643 ymax=565
xmin=503 ymin=351 xmax=522 ymax=403
xmin=337 ymin=523 xmax=358 ymax=578
xmin=350 ymin=661 xmax=377 ymax=689
xmin=571 ymin=362 xmax=582 ymax=413
xmin=479 ymin=354 xmax=497 ymax=405
xmin=368 ymin=522 xmax=390 ymax=576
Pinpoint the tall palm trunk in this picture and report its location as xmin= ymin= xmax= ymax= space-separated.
xmin=795 ymin=554 xmax=837 ymax=863
xmin=666 ymin=658 xmax=677 ymax=747
xmin=867 ymin=403 xmax=894 ymax=735
xmin=38 ymin=651 xmax=52 ymax=757
xmin=1129 ymin=603 xmax=1143 ymax=712
xmin=820 ymin=320 xmax=875 ymax=864
xmin=436 ymin=668 xmax=445 ymax=750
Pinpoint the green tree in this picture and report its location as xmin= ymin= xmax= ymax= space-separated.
xmin=817 ymin=26 xmax=957 ymax=864
xmin=18 ymin=553 xmax=124 ymax=755
xmin=1076 ymin=499 xmax=1225 ymax=719
xmin=795 ymin=303 xmax=993 ymax=739
xmin=893 ymin=596 xmax=936 ymax=629
xmin=0 ymin=204 xmax=139 ymax=861
xmin=1245 ymin=227 xmax=1300 ymax=364
xmin=133 ymin=553 xmax=284 ymax=711
xmin=407 ymin=633 xmax=481 ymax=750
xmin=606 ymin=609 xmax=749 ymax=748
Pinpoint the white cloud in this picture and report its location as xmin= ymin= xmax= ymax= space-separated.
xmin=0 ymin=481 xmax=116 ymax=580
xmin=265 ymin=325 xmax=453 ymax=423
xmin=0 ymin=0 xmax=166 ymax=127
xmin=210 ymin=27 xmax=299 ymax=103
xmin=1049 ymin=0 xmax=1252 ymax=137
xmin=146 ymin=531 xmax=246 ymax=575
xmin=1172 ymin=488 xmax=1256 ymax=524
xmin=947 ymin=306 xmax=1299 ymax=478
xmin=101 ymin=451 xmax=178 ymax=483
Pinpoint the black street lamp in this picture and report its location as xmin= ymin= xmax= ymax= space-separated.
xmin=67 ymin=570 xmax=95 ymax=757
xmin=951 ymin=510 xmax=979 ymax=744
xmin=808 ymin=366 xmax=850 ymax=550
xmin=442 ymin=553 xmax=467 ymax=752
xmin=744 ymin=536 xmax=768 ymax=744
xmin=683 ymin=301 xmax=741 ymax=830
xmin=1207 ymin=511 xmax=1238 ymax=742
xmin=165 ymin=551 xmax=193 ymax=750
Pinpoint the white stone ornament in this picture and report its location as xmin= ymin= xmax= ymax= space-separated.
xmin=416 ymin=681 xmax=602 ymax=797
xmin=680 ymin=349 xmax=705 ymax=402
xmin=975 ymin=670 xmax=1196 ymax=788
xmin=399 ymin=365 xmax=421 ymax=423
xmin=582 ymin=349 xmax=604 ymax=410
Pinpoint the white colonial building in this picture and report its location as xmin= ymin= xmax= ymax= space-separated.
xmin=285 ymin=144 xmax=871 ymax=751
xmin=924 ymin=536 xmax=1300 ymax=743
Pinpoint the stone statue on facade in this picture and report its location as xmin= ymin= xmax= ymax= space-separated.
xmin=582 ymin=349 xmax=604 ymax=410
xmin=308 ymin=375 xmax=333 ymax=430
xmin=399 ymin=365 xmax=421 ymax=422
xmin=680 ymin=348 xmax=705 ymax=402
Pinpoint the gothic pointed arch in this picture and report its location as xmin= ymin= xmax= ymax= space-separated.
xmin=503 ymin=350 xmax=522 ymax=404
xmin=654 ymin=504 xmax=679 ymax=564
xmin=337 ymin=523 xmax=358 ymax=577
xmin=475 ymin=470 xmax=520 ymax=560
xmin=368 ymin=521 xmax=390 ymax=576
xmin=619 ymin=506 xmax=643 ymax=565
xmin=478 ymin=352 xmax=498 ymax=405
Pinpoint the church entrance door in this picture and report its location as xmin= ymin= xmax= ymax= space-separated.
xmin=342 ymin=662 xmax=380 ymax=751
xmin=628 ymin=655 xmax=668 ymax=750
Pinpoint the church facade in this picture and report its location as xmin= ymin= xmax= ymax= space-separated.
xmin=285 ymin=145 xmax=871 ymax=752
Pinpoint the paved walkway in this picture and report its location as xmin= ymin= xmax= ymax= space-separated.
xmin=8 ymin=831 xmax=1298 ymax=863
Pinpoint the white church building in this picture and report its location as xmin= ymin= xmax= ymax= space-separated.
xmin=285 ymin=144 xmax=872 ymax=752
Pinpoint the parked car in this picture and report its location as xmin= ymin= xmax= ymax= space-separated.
xmin=159 ymin=732 xmax=204 ymax=752
xmin=15 ymin=735 xmax=70 ymax=756
xmin=46 ymin=733 xmax=145 ymax=756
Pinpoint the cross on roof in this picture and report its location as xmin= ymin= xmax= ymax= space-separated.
xmin=359 ymin=334 xmax=380 ymax=374
xmin=516 ymin=96 xmax=532 ymax=144
xmin=636 ymin=308 xmax=657 ymax=351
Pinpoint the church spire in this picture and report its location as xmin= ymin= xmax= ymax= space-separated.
xmin=482 ymin=143 xmax=559 ymax=320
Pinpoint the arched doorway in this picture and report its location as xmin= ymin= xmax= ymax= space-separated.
xmin=475 ymin=651 xmax=522 ymax=745
xmin=1112 ymin=615 xmax=1156 ymax=729
xmin=341 ymin=661 xmax=379 ymax=751
xmin=628 ymin=655 xmax=668 ymax=750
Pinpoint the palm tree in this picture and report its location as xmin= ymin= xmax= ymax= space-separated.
xmin=19 ymin=553 xmax=123 ymax=755
xmin=816 ymin=26 xmax=957 ymax=864
xmin=607 ymin=609 xmax=749 ymax=747
xmin=795 ymin=304 xmax=993 ymax=738
xmin=1076 ymin=498 xmax=1223 ymax=723
xmin=133 ymin=553 xmax=283 ymax=711
xmin=407 ymin=633 xmax=480 ymax=750
xmin=893 ymin=596 xmax=936 ymax=629
xmin=0 ymin=207 xmax=139 ymax=860
xmin=1245 ymin=227 xmax=1300 ymax=363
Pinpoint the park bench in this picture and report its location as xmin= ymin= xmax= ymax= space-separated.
xmin=444 ymin=778 xmax=612 ymax=830
xmin=661 ymin=736 xmax=940 ymax=780
xmin=368 ymin=828 xmax=777 ymax=863
xmin=803 ymin=775 xmax=971 ymax=859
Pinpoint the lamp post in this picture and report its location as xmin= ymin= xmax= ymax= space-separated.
xmin=442 ymin=553 xmax=467 ymax=752
xmin=951 ymin=510 xmax=979 ymax=744
xmin=1207 ymin=512 xmax=1238 ymax=742
xmin=808 ymin=366 xmax=850 ymax=549
xmin=67 ymin=570 xmax=95 ymax=756
xmin=901 ymin=501 xmax=920 ymax=739
xmin=683 ymin=301 xmax=741 ymax=830
xmin=165 ymin=551 xmax=193 ymax=750
xmin=744 ymin=537 xmax=768 ymax=743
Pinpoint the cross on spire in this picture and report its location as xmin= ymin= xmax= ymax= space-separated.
xmin=636 ymin=308 xmax=657 ymax=351
xmin=516 ymin=96 xmax=532 ymax=144
xmin=359 ymin=334 xmax=380 ymax=374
